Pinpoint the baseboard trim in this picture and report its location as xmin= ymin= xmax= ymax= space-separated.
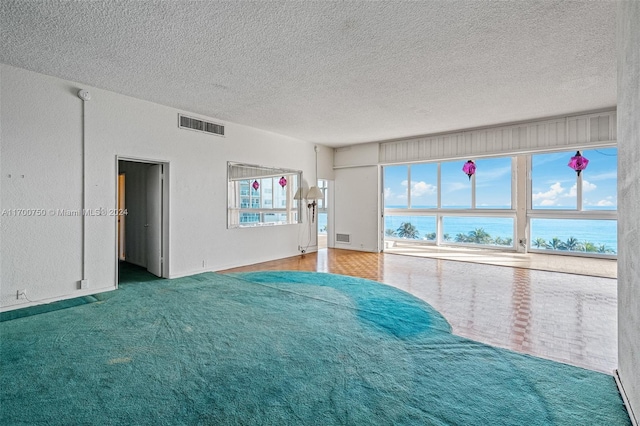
xmin=615 ymin=369 xmax=638 ymax=426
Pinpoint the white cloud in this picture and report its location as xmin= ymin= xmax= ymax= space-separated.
xmin=569 ymin=180 xmax=596 ymax=196
xmin=586 ymin=196 xmax=615 ymax=207
xmin=532 ymin=182 xmax=565 ymax=202
xmin=411 ymin=181 xmax=436 ymax=197
xmin=400 ymin=180 xmax=436 ymax=197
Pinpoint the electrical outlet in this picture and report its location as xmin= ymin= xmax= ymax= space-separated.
xmin=16 ymin=289 xmax=26 ymax=300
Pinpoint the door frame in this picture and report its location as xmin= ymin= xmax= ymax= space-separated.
xmin=115 ymin=156 xmax=170 ymax=283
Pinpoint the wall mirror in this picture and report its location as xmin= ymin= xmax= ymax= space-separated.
xmin=228 ymin=162 xmax=302 ymax=228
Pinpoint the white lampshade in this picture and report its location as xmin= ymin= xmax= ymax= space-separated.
xmin=293 ymin=187 xmax=305 ymax=200
xmin=306 ymin=186 xmax=323 ymax=200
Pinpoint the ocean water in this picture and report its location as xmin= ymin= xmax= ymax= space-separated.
xmin=319 ymin=212 xmax=617 ymax=253
xmin=384 ymin=215 xmax=617 ymax=253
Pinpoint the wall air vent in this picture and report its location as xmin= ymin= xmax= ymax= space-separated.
xmin=178 ymin=114 xmax=224 ymax=136
xmin=336 ymin=233 xmax=351 ymax=244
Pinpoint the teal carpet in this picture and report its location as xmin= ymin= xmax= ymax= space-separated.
xmin=0 ymin=271 xmax=630 ymax=425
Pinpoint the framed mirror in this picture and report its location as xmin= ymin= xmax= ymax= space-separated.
xmin=228 ymin=162 xmax=303 ymax=228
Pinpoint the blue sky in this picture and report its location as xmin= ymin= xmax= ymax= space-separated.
xmin=384 ymin=148 xmax=617 ymax=209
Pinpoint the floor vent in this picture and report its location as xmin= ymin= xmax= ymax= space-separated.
xmin=179 ymin=114 xmax=224 ymax=136
xmin=336 ymin=233 xmax=351 ymax=244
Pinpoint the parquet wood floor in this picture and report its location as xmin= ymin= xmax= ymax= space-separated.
xmin=220 ymin=249 xmax=618 ymax=374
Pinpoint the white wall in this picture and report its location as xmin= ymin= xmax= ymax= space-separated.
xmin=617 ymin=1 xmax=640 ymax=422
xmin=333 ymin=166 xmax=380 ymax=252
xmin=0 ymin=65 xmax=323 ymax=311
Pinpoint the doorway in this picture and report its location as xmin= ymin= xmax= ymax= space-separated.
xmin=117 ymin=159 xmax=168 ymax=282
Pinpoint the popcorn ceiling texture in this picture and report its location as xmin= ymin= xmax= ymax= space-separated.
xmin=0 ymin=1 xmax=616 ymax=146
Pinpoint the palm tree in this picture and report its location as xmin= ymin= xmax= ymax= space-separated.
xmin=597 ymin=244 xmax=614 ymax=254
xmin=533 ymin=238 xmax=548 ymax=249
xmin=494 ymin=237 xmax=505 ymax=245
xmin=503 ymin=237 xmax=513 ymax=246
xmin=443 ymin=233 xmax=451 ymax=241
xmin=425 ymin=232 xmax=436 ymax=241
xmin=455 ymin=233 xmax=469 ymax=243
xmin=548 ymin=237 xmax=563 ymax=250
xmin=396 ymin=222 xmax=420 ymax=239
xmin=468 ymin=228 xmax=492 ymax=244
xmin=583 ymin=242 xmax=598 ymax=253
xmin=385 ymin=228 xmax=398 ymax=237
xmin=561 ymin=237 xmax=581 ymax=251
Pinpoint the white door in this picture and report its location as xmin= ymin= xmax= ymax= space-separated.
xmin=146 ymin=164 xmax=163 ymax=277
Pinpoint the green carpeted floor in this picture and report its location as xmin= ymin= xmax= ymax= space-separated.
xmin=0 ymin=270 xmax=630 ymax=425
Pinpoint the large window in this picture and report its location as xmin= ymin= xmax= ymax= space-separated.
xmin=383 ymin=148 xmax=617 ymax=257
xmin=531 ymin=148 xmax=617 ymax=211
xmin=529 ymin=148 xmax=617 ymax=255
xmin=228 ymin=162 xmax=302 ymax=228
xmin=384 ymin=157 xmax=514 ymax=248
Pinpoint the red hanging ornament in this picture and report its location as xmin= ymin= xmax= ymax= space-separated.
xmin=252 ymin=180 xmax=260 ymax=190
xmin=278 ymin=176 xmax=287 ymax=188
xmin=568 ymin=151 xmax=589 ymax=176
xmin=462 ymin=160 xmax=476 ymax=180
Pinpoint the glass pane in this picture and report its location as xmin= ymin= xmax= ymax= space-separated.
xmin=318 ymin=212 xmax=328 ymax=234
xmin=580 ymin=148 xmax=617 ymax=210
xmin=531 ymin=151 xmax=577 ymax=209
xmin=262 ymin=212 xmax=287 ymax=224
xmin=249 ymin=179 xmax=260 ymax=208
xmin=384 ymin=215 xmax=436 ymax=241
xmin=273 ymin=177 xmax=287 ymax=209
xmin=475 ymin=157 xmax=512 ymax=209
xmin=240 ymin=213 xmax=260 ymax=224
xmin=409 ymin=163 xmax=438 ymax=208
xmin=384 ymin=165 xmax=408 ymax=208
xmin=530 ymin=218 xmax=617 ymax=254
xmin=316 ymin=179 xmax=328 ymax=209
xmin=441 ymin=161 xmax=471 ymax=208
xmin=443 ymin=216 xmax=514 ymax=247
xmin=261 ymin=178 xmax=273 ymax=208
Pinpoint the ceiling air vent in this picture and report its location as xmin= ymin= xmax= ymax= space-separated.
xmin=336 ymin=233 xmax=351 ymax=244
xmin=178 ymin=114 xmax=224 ymax=136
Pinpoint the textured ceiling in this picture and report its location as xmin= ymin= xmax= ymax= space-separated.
xmin=0 ymin=1 xmax=616 ymax=147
